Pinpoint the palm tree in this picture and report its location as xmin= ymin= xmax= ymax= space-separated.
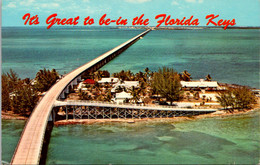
xmin=94 ymin=70 xmax=102 ymax=81
xmin=115 ymin=86 xmax=124 ymax=93
xmin=35 ymin=68 xmax=59 ymax=92
xmin=205 ymin=74 xmax=212 ymax=81
xmin=126 ymin=70 xmax=133 ymax=80
xmin=130 ymin=86 xmax=140 ymax=104
xmin=101 ymin=70 xmax=110 ymax=78
xmin=93 ymin=82 xmax=101 ymax=95
xmin=139 ymin=81 xmax=147 ymax=96
xmin=144 ymin=67 xmax=151 ymax=83
xmin=104 ymin=90 xmax=112 ymax=102
xmin=181 ymin=70 xmax=192 ymax=81
xmin=6 ymin=69 xmax=20 ymax=92
xmin=78 ymin=89 xmax=92 ymax=100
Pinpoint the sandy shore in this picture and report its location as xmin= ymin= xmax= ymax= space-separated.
xmin=1 ymin=111 xmax=28 ymax=120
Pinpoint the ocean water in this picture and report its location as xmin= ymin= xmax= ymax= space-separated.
xmin=2 ymin=110 xmax=259 ymax=164
xmin=2 ymin=27 xmax=260 ymax=88
xmin=102 ymin=29 xmax=260 ymax=88
xmin=46 ymin=111 xmax=259 ymax=164
xmin=1 ymin=120 xmax=25 ymax=162
xmin=2 ymin=27 xmax=142 ymax=78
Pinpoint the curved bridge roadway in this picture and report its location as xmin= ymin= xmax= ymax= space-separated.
xmin=11 ymin=29 xmax=151 ymax=164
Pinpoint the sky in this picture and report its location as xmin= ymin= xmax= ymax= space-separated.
xmin=2 ymin=0 xmax=260 ymax=27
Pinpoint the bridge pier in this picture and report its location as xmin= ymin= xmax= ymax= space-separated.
xmin=66 ymin=106 xmax=68 ymax=120
xmin=48 ymin=109 xmax=56 ymax=122
xmin=72 ymin=79 xmax=78 ymax=85
xmin=60 ymin=91 xmax=65 ymax=99
xmin=73 ymin=106 xmax=75 ymax=119
xmin=65 ymin=86 xmax=69 ymax=94
xmin=77 ymin=76 xmax=81 ymax=82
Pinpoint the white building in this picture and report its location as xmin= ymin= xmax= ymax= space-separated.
xmin=199 ymin=93 xmax=218 ymax=101
xmin=111 ymin=81 xmax=139 ymax=92
xmin=77 ymin=82 xmax=88 ymax=91
xmin=113 ymin=91 xmax=133 ymax=104
xmin=181 ymin=79 xmax=219 ymax=90
xmin=98 ymin=77 xmax=119 ymax=84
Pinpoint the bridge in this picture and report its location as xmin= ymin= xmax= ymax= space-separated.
xmin=11 ymin=29 xmax=151 ymax=164
xmin=54 ymin=100 xmax=217 ymax=120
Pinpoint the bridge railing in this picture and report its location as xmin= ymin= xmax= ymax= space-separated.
xmin=55 ymin=100 xmax=218 ymax=110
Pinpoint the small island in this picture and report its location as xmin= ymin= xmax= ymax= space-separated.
xmin=2 ymin=67 xmax=259 ymax=124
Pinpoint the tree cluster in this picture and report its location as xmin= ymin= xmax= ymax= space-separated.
xmin=216 ymin=87 xmax=256 ymax=112
xmin=34 ymin=68 xmax=59 ymax=92
xmin=2 ymin=68 xmax=60 ymax=116
xmin=112 ymin=67 xmax=151 ymax=83
xmin=151 ymin=67 xmax=182 ymax=105
xmin=2 ymin=70 xmax=39 ymax=116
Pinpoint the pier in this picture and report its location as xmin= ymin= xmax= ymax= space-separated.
xmin=11 ymin=29 xmax=151 ymax=165
xmin=54 ymin=100 xmax=217 ymax=120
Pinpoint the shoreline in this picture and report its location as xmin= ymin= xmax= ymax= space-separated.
xmin=2 ymin=108 xmax=259 ymax=125
xmin=54 ymin=108 xmax=260 ymax=126
xmin=1 ymin=111 xmax=28 ymax=120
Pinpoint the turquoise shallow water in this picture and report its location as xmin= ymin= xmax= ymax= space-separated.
xmin=1 ymin=120 xmax=25 ymax=162
xmin=2 ymin=27 xmax=142 ymax=78
xmin=2 ymin=111 xmax=259 ymax=164
xmin=2 ymin=27 xmax=260 ymax=88
xmin=46 ymin=111 xmax=259 ymax=164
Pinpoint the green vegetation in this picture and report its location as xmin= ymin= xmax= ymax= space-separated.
xmin=2 ymin=70 xmax=39 ymax=116
xmin=112 ymin=68 xmax=151 ymax=83
xmin=205 ymin=74 xmax=212 ymax=81
xmin=179 ymin=70 xmax=192 ymax=81
xmin=151 ymin=67 xmax=182 ymax=105
xmin=2 ymin=69 xmax=60 ymax=116
xmin=130 ymin=86 xmax=141 ymax=103
xmin=35 ymin=68 xmax=59 ymax=92
xmin=78 ymin=89 xmax=92 ymax=100
xmin=216 ymin=87 xmax=256 ymax=112
xmin=93 ymin=70 xmax=110 ymax=80
xmin=3 ymin=66 xmax=256 ymax=117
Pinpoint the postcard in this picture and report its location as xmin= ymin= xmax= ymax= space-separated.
xmin=2 ymin=0 xmax=259 ymax=164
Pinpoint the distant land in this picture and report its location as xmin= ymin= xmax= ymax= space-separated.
xmin=117 ymin=26 xmax=260 ymax=30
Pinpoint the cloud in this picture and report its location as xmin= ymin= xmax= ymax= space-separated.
xmin=125 ymin=0 xmax=151 ymax=4
xmin=7 ymin=2 xmax=17 ymax=8
xmin=20 ymin=0 xmax=35 ymax=6
xmin=185 ymin=0 xmax=196 ymax=3
xmin=41 ymin=3 xmax=60 ymax=8
xmin=185 ymin=0 xmax=203 ymax=3
xmin=171 ymin=1 xmax=179 ymax=6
